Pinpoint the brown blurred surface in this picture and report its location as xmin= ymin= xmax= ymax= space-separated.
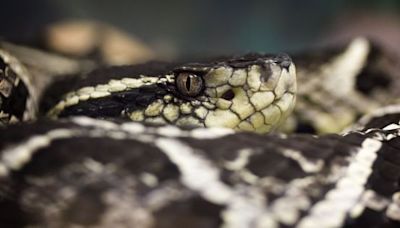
xmin=44 ymin=20 xmax=156 ymax=65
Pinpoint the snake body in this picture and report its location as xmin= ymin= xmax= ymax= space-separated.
xmin=1 ymin=38 xmax=400 ymax=227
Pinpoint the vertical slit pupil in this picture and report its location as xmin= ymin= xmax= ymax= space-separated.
xmin=186 ymin=76 xmax=192 ymax=91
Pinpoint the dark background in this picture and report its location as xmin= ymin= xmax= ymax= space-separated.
xmin=2 ymin=0 xmax=400 ymax=56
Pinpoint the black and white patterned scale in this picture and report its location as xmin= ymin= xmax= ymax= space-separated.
xmin=1 ymin=108 xmax=400 ymax=228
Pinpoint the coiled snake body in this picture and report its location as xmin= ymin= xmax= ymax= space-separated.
xmin=0 ymin=38 xmax=400 ymax=227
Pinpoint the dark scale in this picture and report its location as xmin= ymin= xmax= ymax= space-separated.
xmin=365 ymin=143 xmax=400 ymax=197
xmin=59 ymin=98 xmax=126 ymax=118
xmin=0 ymin=57 xmax=7 ymax=72
xmin=39 ymin=63 xmax=178 ymax=113
xmin=59 ymin=84 xmax=168 ymax=118
xmin=0 ymin=64 xmax=29 ymax=121
xmin=363 ymin=113 xmax=400 ymax=130
xmin=344 ymin=208 xmax=391 ymax=228
xmin=153 ymin=196 xmax=224 ymax=228
xmin=355 ymin=45 xmax=392 ymax=96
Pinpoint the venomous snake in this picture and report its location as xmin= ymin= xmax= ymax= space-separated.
xmin=1 ymin=37 xmax=400 ymax=227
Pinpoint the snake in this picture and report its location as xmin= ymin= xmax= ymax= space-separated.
xmin=0 ymin=37 xmax=400 ymax=227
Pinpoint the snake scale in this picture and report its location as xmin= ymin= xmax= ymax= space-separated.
xmin=1 ymin=37 xmax=400 ymax=228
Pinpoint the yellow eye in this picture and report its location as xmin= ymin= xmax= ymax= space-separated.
xmin=176 ymin=72 xmax=203 ymax=97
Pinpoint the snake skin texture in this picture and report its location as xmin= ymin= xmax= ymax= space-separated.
xmin=1 ymin=38 xmax=400 ymax=228
xmin=291 ymin=37 xmax=400 ymax=134
xmin=0 ymin=115 xmax=400 ymax=228
xmin=0 ymin=49 xmax=37 ymax=124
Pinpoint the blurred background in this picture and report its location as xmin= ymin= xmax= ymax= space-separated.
xmin=2 ymin=0 xmax=400 ymax=59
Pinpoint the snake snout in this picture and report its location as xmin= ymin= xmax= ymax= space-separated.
xmin=274 ymin=53 xmax=292 ymax=70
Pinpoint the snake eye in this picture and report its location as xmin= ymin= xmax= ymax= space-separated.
xmin=176 ymin=72 xmax=203 ymax=97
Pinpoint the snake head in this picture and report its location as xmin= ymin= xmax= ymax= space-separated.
xmin=49 ymin=54 xmax=296 ymax=133
xmin=167 ymin=53 xmax=297 ymax=133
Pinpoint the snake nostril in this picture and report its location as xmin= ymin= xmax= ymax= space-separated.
xmin=221 ymin=90 xmax=235 ymax=100
xmin=274 ymin=54 xmax=292 ymax=70
xmin=279 ymin=60 xmax=291 ymax=70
